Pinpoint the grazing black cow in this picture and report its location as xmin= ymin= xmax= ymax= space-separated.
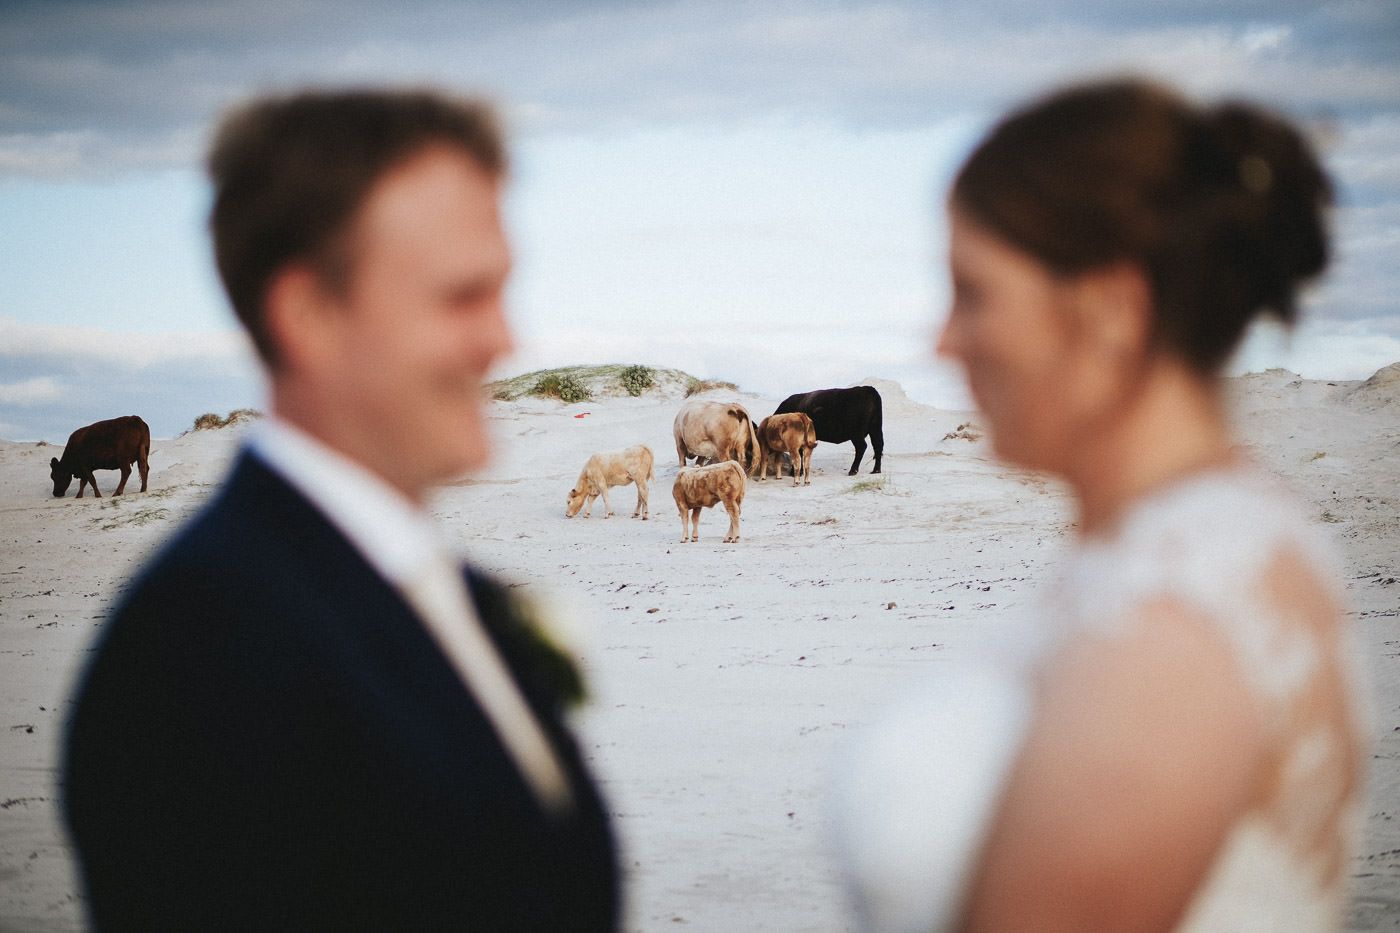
xmin=774 ymin=386 xmax=883 ymax=475
xmin=50 ymin=416 xmax=151 ymax=498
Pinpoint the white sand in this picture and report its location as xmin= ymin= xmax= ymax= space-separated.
xmin=1 ymin=370 xmax=1397 ymax=931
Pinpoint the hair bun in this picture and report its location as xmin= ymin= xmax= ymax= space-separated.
xmin=1200 ymin=102 xmax=1332 ymax=292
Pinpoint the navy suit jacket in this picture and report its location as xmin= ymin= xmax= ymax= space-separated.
xmin=63 ymin=453 xmax=619 ymax=931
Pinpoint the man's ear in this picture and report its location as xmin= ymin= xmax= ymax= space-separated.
xmin=264 ymin=264 xmax=339 ymax=375
xmin=1070 ymin=262 xmax=1154 ymax=364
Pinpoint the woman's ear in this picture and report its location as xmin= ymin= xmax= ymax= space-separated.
xmin=264 ymin=264 xmax=338 ymax=376
xmin=1072 ymin=263 xmax=1154 ymax=365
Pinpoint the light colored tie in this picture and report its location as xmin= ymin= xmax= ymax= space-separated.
xmin=398 ymin=554 xmax=574 ymax=815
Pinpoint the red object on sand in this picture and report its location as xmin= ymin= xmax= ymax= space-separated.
xmin=574 ymin=413 xmax=590 ymax=419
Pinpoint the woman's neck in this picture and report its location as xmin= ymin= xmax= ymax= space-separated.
xmin=1064 ymin=359 xmax=1235 ymax=537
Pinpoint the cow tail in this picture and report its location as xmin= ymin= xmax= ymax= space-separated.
xmin=870 ymin=392 xmax=885 ymax=457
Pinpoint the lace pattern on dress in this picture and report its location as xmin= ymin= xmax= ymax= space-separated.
xmin=1045 ymin=467 xmax=1368 ymax=930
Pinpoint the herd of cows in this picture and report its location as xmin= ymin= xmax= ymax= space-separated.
xmin=565 ymin=386 xmax=885 ymax=544
xmin=43 ymin=386 xmax=886 ymax=547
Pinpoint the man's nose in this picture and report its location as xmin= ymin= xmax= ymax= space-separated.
xmin=473 ymin=302 xmax=516 ymax=361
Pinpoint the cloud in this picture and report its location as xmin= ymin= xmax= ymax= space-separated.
xmin=0 ymin=317 xmax=254 ymax=369
xmin=1330 ymin=113 xmax=1400 ymax=198
xmin=0 ymin=126 xmax=204 ymax=179
xmin=0 ymin=317 xmax=265 ymax=440
xmin=1 ymin=1 xmax=1397 ymax=177
xmin=0 ymin=375 xmax=62 ymax=405
xmin=0 ymin=328 xmax=264 ymax=442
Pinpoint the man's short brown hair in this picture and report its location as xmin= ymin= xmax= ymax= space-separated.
xmin=208 ymin=88 xmax=506 ymax=364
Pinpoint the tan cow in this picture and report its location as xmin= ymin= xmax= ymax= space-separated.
xmin=566 ymin=444 xmax=655 ymax=519
xmin=756 ymin=412 xmax=817 ymax=485
xmin=672 ymin=400 xmax=759 ymax=473
xmin=672 ymin=460 xmax=746 ymax=543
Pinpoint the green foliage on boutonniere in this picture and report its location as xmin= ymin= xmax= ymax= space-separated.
xmin=499 ymin=589 xmax=587 ymax=709
xmin=470 ymin=572 xmax=587 ymax=710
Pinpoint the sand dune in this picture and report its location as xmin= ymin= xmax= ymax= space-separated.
xmin=1 ymin=370 xmax=1396 ymax=931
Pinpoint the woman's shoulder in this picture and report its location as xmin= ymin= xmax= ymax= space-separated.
xmin=1053 ymin=462 xmax=1349 ymax=710
xmin=1061 ymin=464 xmax=1340 ymax=615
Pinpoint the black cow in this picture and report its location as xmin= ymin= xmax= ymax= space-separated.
xmin=50 ymin=416 xmax=151 ymax=498
xmin=774 ymin=386 xmax=883 ymax=475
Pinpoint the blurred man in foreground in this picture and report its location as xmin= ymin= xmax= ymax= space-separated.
xmin=63 ymin=89 xmax=618 ymax=931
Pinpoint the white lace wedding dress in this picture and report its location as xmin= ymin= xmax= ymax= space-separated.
xmin=834 ymin=465 xmax=1370 ymax=931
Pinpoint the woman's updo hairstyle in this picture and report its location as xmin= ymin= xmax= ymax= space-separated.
xmin=952 ymin=78 xmax=1332 ymax=372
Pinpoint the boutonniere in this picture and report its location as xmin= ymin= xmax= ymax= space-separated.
xmin=494 ymin=586 xmax=588 ymax=710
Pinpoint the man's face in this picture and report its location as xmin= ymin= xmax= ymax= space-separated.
xmin=315 ymin=146 xmax=514 ymax=498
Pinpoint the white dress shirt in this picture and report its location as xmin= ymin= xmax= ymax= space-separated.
xmin=248 ymin=417 xmax=572 ymax=813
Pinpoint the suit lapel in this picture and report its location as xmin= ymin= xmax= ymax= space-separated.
xmin=221 ymin=451 xmax=582 ymax=811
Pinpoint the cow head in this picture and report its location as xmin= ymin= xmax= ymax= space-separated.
xmin=565 ymin=487 xmax=586 ymax=517
xmin=50 ymin=457 xmax=72 ymax=497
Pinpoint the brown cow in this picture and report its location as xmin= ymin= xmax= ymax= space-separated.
xmin=565 ymin=445 xmax=655 ymax=519
xmin=756 ymin=412 xmax=817 ymax=486
xmin=50 ymin=415 xmax=151 ymax=498
xmin=672 ymin=460 xmax=746 ymax=544
xmin=672 ymin=400 xmax=759 ymax=473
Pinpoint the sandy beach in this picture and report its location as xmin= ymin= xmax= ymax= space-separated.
xmin=2 ymin=367 xmax=1397 ymax=931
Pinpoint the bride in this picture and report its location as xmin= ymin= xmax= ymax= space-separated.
xmin=835 ymin=78 xmax=1370 ymax=931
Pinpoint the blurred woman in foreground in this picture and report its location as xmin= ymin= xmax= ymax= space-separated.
xmin=836 ymin=78 xmax=1370 ymax=931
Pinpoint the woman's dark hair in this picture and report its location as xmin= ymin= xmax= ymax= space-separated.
xmin=208 ymin=88 xmax=506 ymax=365
xmin=952 ymin=78 xmax=1332 ymax=372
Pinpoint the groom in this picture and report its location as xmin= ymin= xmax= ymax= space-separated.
xmin=63 ymin=89 xmax=618 ymax=930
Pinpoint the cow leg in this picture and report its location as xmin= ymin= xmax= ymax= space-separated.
xmin=847 ymin=438 xmax=867 ymax=475
xmin=80 ymin=472 xmax=101 ymax=498
xmin=634 ymin=478 xmax=648 ymax=519
xmin=676 ymin=439 xmax=689 ymax=467
xmin=789 ymin=446 xmax=801 ymax=486
xmin=601 ymin=485 xmax=614 ymax=518
xmin=115 ymin=464 xmax=131 ymax=495
xmin=803 ymin=447 xmax=813 ymax=484
xmin=138 ymin=455 xmax=149 ymax=492
xmin=690 ymin=507 xmax=702 ymax=542
xmin=723 ymin=500 xmax=740 ymax=543
xmin=582 ymin=493 xmax=595 ymax=518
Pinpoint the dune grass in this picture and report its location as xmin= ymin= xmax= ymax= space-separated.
xmin=488 ymin=364 xmax=736 ymax=402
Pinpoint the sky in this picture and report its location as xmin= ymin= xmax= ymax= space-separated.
xmin=1 ymin=0 xmax=1398 ymax=441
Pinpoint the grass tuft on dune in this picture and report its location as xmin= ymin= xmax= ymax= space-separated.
xmin=488 ymin=364 xmax=740 ymax=403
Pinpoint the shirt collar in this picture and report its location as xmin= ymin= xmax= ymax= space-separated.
xmin=248 ymin=415 xmax=446 ymax=586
